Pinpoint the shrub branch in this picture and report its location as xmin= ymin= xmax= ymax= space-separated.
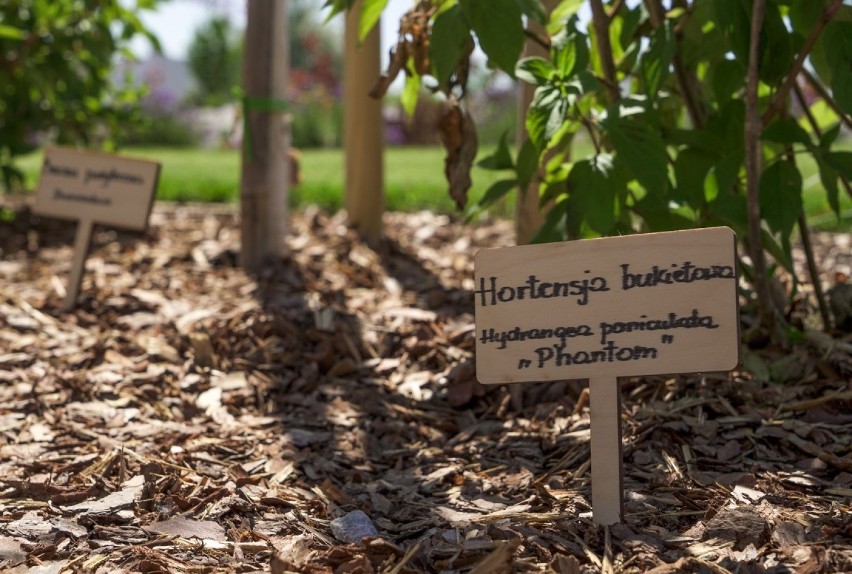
xmin=590 ymin=0 xmax=620 ymax=103
xmin=763 ymin=0 xmax=844 ymax=124
xmin=745 ymin=0 xmax=784 ymax=342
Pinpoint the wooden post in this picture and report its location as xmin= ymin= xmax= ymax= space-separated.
xmin=589 ymin=377 xmax=623 ymax=525
xmin=515 ymin=1 xmax=556 ymax=245
xmin=240 ymin=0 xmax=290 ymax=272
xmin=62 ymin=218 xmax=94 ymax=311
xmin=344 ymin=0 xmax=384 ymax=243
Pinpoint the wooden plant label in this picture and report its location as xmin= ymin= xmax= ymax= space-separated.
xmin=474 ymin=227 xmax=740 ymax=524
xmin=33 ymin=147 xmax=160 ymax=309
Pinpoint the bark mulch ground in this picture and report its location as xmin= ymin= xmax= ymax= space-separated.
xmin=0 ymin=202 xmax=850 ymax=573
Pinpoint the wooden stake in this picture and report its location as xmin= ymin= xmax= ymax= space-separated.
xmin=63 ymin=218 xmax=94 ymax=311
xmin=344 ymin=0 xmax=384 ymax=243
xmin=240 ymin=0 xmax=290 ymax=272
xmin=589 ymin=376 xmax=623 ymax=525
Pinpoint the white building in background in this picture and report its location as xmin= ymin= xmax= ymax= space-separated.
xmin=113 ymin=55 xmax=239 ymax=148
xmin=113 ymin=54 xmax=197 ymax=110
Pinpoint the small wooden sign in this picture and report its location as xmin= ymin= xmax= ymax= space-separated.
xmin=33 ymin=147 xmax=160 ymax=309
xmin=474 ymin=227 xmax=740 ymax=524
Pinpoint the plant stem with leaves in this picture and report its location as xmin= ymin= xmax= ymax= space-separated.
xmin=744 ymin=0 xmax=783 ymax=342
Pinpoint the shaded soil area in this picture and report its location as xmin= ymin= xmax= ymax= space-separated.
xmin=0 ymin=202 xmax=850 ymax=573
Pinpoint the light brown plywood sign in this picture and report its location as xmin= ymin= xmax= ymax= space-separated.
xmin=474 ymin=227 xmax=740 ymax=525
xmin=33 ymin=147 xmax=160 ymax=310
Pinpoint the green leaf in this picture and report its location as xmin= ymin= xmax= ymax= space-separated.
xmin=430 ymin=5 xmax=472 ymax=86
xmin=789 ymin=0 xmax=827 ymax=37
xmin=525 ymin=85 xmax=561 ymax=149
xmin=568 ymin=155 xmax=620 ymax=234
xmin=323 ymin=0 xmax=354 ymax=21
xmin=545 ymin=98 xmax=570 ymax=146
xmin=640 ymin=21 xmax=675 ymax=100
xmin=516 ymin=137 xmax=539 ymax=189
xmin=706 ymin=99 xmax=746 ymax=151
xmin=761 ymin=228 xmax=794 ymax=276
xmin=706 ymin=150 xmax=744 ymax=203
xmin=552 ymin=30 xmax=577 ymax=79
xmin=460 ymin=0 xmax=524 ymax=76
xmin=816 ymin=158 xmax=840 ymax=217
xmin=707 ymin=187 xmax=748 ymax=230
xmin=551 ymin=19 xmax=588 ymax=80
xmin=531 ymin=196 xmax=569 ymax=243
xmin=517 ymin=0 xmax=547 ymax=25
xmin=477 ymin=131 xmax=514 ymax=170
xmin=759 ymin=161 xmax=803 ymax=240
xmin=831 ymin=50 xmax=852 ymax=114
xmin=0 ymin=24 xmax=25 ymax=40
xmin=674 ymin=148 xmax=715 ymax=210
xmin=711 ymin=59 xmax=745 ymax=104
xmin=548 ymin=0 xmax=584 ymax=34
xmin=712 ymin=0 xmax=750 ymax=64
xmin=819 ymin=124 xmax=841 ymax=150
xmin=758 ymin=2 xmax=793 ymax=85
xmin=516 ymin=57 xmax=555 ymax=86
xmin=476 ymin=178 xmax=518 ymax=208
xmin=760 ymin=119 xmax=812 ymax=147
xmin=635 ymin=195 xmax=696 ymax=231
xmin=540 ymin=162 xmax=570 ymax=205
xmin=823 ymin=21 xmax=852 ymax=114
xmin=400 ymin=68 xmax=421 ymax=117
xmin=823 ymin=151 xmax=852 ymax=180
xmin=359 ymin=0 xmax=388 ymax=42
xmin=603 ymin=111 xmax=669 ymax=194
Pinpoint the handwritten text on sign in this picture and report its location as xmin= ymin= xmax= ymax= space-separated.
xmin=33 ymin=147 xmax=160 ymax=230
xmin=474 ymin=227 xmax=740 ymax=384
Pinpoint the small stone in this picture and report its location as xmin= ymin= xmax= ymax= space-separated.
xmin=330 ymin=510 xmax=379 ymax=544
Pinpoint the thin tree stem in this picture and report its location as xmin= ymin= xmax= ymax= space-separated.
xmin=794 ymin=81 xmax=852 ymax=202
xmin=643 ymin=0 xmax=665 ymax=26
xmin=590 ymin=0 xmax=620 ymax=103
xmin=745 ymin=0 xmax=782 ymax=341
xmin=776 ymin=97 xmax=832 ymax=330
xmin=607 ymin=0 xmax=626 ymax=21
xmin=798 ymin=213 xmax=832 ymax=330
xmin=794 ymin=83 xmax=823 ymax=139
xmin=583 ymin=117 xmax=602 ymax=155
xmin=801 ymin=67 xmax=852 ymax=132
xmin=763 ymin=0 xmax=843 ymax=124
xmin=523 ymin=29 xmax=550 ymax=51
xmin=645 ymin=0 xmax=705 ymax=127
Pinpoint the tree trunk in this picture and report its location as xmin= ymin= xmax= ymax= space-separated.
xmin=240 ymin=0 xmax=290 ymax=272
xmin=515 ymin=2 xmax=556 ymax=245
xmin=344 ymin=0 xmax=384 ymax=244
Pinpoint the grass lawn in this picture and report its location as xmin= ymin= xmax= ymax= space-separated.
xmin=13 ymin=144 xmax=852 ymax=230
xmin=15 ymin=146 xmax=511 ymax=217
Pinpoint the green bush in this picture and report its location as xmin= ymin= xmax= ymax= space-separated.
xmin=291 ymin=97 xmax=342 ymax=148
xmin=187 ymin=16 xmax=241 ymax=107
xmin=119 ymin=113 xmax=198 ymax=148
xmin=0 ymin=0 xmax=160 ymax=191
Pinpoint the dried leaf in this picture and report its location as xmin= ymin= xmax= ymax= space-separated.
xmin=438 ymin=102 xmax=478 ymax=210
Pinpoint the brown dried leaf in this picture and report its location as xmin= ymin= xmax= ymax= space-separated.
xmin=438 ymin=103 xmax=478 ymax=210
xmin=371 ymin=43 xmax=409 ymax=100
